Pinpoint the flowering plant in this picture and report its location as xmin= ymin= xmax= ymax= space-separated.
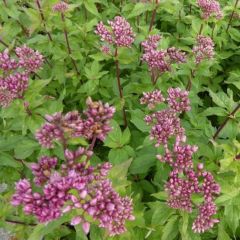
xmin=0 ymin=0 xmax=240 ymax=239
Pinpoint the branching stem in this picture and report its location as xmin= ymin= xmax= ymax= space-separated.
xmin=213 ymin=103 xmax=240 ymax=140
xmin=227 ymin=0 xmax=239 ymax=32
xmin=60 ymin=13 xmax=80 ymax=76
xmin=36 ymin=0 xmax=53 ymax=42
xmin=115 ymin=48 xmax=127 ymax=128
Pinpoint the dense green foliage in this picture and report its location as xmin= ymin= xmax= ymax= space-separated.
xmin=0 ymin=0 xmax=240 ymax=239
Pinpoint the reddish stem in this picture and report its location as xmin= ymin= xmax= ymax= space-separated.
xmin=149 ymin=1 xmax=158 ymax=32
xmin=89 ymin=136 xmax=97 ymax=151
xmin=227 ymin=0 xmax=239 ymax=32
xmin=61 ymin=13 xmax=80 ymax=76
xmin=115 ymin=48 xmax=128 ymax=128
xmin=3 ymin=0 xmax=7 ymax=7
xmin=213 ymin=103 xmax=240 ymax=140
xmin=36 ymin=0 xmax=53 ymax=41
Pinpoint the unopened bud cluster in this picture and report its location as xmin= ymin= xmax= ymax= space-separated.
xmin=141 ymin=35 xmax=186 ymax=81
xmin=197 ymin=0 xmax=223 ymax=20
xmin=36 ymin=97 xmax=115 ymax=148
xmin=141 ymin=88 xmax=220 ymax=233
xmin=12 ymin=98 xmax=134 ymax=236
xmin=0 ymin=46 xmax=43 ymax=107
xmin=95 ymin=16 xmax=135 ymax=54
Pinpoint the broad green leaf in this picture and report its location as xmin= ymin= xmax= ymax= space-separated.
xmin=0 ymin=152 xmax=22 ymax=168
xmin=151 ymin=202 xmax=174 ymax=226
xmin=161 ymin=216 xmax=179 ymax=240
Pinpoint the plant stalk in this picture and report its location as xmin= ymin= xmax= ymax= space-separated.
xmin=213 ymin=103 xmax=240 ymax=140
xmin=149 ymin=0 xmax=159 ymax=32
xmin=61 ymin=13 xmax=80 ymax=76
xmin=115 ymin=48 xmax=127 ymax=128
xmin=227 ymin=0 xmax=239 ymax=32
xmin=36 ymin=0 xmax=53 ymax=42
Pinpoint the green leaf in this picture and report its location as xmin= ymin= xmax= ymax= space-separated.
xmin=229 ymin=28 xmax=240 ymax=42
xmin=217 ymin=222 xmax=231 ymax=240
xmin=151 ymin=202 xmax=174 ymax=226
xmin=75 ymin=225 xmax=88 ymax=240
xmin=104 ymin=120 xmax=131 ymax=149
xmin=28 ymin=214 xmax=72 ymax=240
xmin=202 ymin=107 xmax=227 ymax=117
xmin=130 ymin=109 xmax=150 ymax=133
xmin=208 ymin=89 xmax=230 ymax=109
xmin=162 ymin=216 xmax=179 ymax=240
xmin=108 ymin=148 xmax=129 ymax=165
xmin=127 ymin=3 xmax=152 ymax=18
xmin=84 ymin=1 xmax=100 ymax=17
xmin=224 ymin=204 xmax=240 ymax=234
xmin=108 ymin=159 xmax=132 ymax=191
xmin=14 ymin=139 xmax=39 ymax=159
xmin=0 ymin=152 xmax=22 ymax=168
xmin=130 ymin=153 xmax=156 ymax=174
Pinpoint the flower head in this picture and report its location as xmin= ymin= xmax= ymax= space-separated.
xmin=140 ymin=90 xmax=165 ymax=109
xmin=15 ymin=45 xmax=44 ymax=72
xmin=52 ymin=1 xmax=69 ymax=13
xmin=197 ymin=0 xmax=223 ymax=20
xmin=96 ymin=16 xmax=135 ymax=48
xmin=193 ymin=35 xmax=214 ymax=64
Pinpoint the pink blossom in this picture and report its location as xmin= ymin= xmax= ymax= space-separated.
xmin=52 ymin=1 xmax=69 ymax=13
xmin=197 ymin=0 xmax=223 ymax=20
xmin=15 ymin=45 xmax=44 ymax=72
xmin=193 ymin=35 xmax=215 ymax=64
xmin=192 ymin=202 xmax=219 ymax=233
xmin=167 ymin=87 xmax=191 ymax=113
xmin=140 ymin=90 xmax=165 ymax=109
xmin=96 ymin=16 xmax=135 ymax=48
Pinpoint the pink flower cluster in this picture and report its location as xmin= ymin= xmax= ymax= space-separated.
xmin=141 ymin=35 xmax=186 ymax=82
xmin=95 ymin=16 xmax=135 ymax=51
xmin=0 ymin=46 xmax=43 ymax=107
xmin=12 ymin=159 xmax=134 ymax=236
xmin=36 ymin=97 xmax=115 ymax=148
xmin=141 ymin=88 xmax=220 ymax=233
xmin=193 ymin=35 xmax=215 ymax=64
xmin=197 ymin=0 xmax=223 ymax=20
xmin=52 ymin=1 xmax=69 ymax=13
xmin=140 ymin=90 xmax=165 ymax=109
xmin=12 ymin=98 xmax=134 ymax=236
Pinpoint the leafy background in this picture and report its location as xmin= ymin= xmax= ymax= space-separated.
xmin=0 ymin=0 xmax=240 ymax=239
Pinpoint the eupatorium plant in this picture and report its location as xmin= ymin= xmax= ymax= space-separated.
xmin=141 ymin=35 xmax=186 ymax=85
xmin=12 ymin=98 xmax=134 ymax=236
xmin=0 ymin=46 xmax=43 ymax=107
xmin=141 ymin=88 xmax=220 ymax=233
xmin=95 ymin=16 xmax=135 ymax=127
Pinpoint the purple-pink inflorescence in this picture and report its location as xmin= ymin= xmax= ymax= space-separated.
xmin=197 ymin=0 xmax=223 ymax=20
xmin=12 ymin=98 xmax=134 ymax=236
xmin=193 ymin=35 xmax=215 ymax=64
xmin=95 ymin=16 xmax=135 ymax=54
xmin=140 ymin=90 xmax=165 ymax=109
xmin=36 ymin=97 xmax=115 ymax=148
xmin=141 ymin=35 xmax=186 ymax=83
xmin=52 ymin=1 xmax=69 ymax=13
xmin=141 ymin=88 xmax=220 ymax=233
xmin=0 ymin=46 xmax=43 ymax=107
